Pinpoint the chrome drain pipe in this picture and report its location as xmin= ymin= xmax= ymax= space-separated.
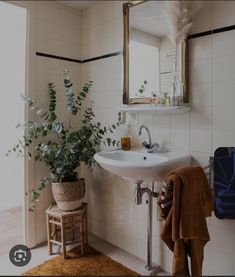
xmin=134 ymin=181 xmax=143 ymax=205
xmin=134 ymin=181 xmax=157 ymax=271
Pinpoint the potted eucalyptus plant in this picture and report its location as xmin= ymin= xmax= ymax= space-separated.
xmin=8 ymin=70 xmax=119 ymax=211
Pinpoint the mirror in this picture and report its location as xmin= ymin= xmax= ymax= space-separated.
xmin=123 ymin=0 xmax=189 ymax=105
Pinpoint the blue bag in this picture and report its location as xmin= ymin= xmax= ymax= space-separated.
xmin=214 ymin=147 xmax=235 ymax=219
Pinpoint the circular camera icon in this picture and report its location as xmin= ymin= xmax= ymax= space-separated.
xmin=9 ymin=244 xmax=31 ymax=267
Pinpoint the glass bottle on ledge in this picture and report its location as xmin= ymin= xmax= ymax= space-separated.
xmin=170 ymin=81 xmax=183 ymax=106
xmin=170 ymin=43 xmax=183 ymax=106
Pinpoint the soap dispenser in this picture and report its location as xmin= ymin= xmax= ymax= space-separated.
xmin=120 ymin=123 xmax=132 ymax=151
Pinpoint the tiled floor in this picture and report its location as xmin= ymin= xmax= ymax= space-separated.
xmin=88 ymin=234 xmax=170 ymax=276
xmin=0 ymin=242 xmax=54 ymax=276
xmin=0 ymin=206 xmax=23 ymax=256
xmin=0 ymin=233 xmax=170 ymax=276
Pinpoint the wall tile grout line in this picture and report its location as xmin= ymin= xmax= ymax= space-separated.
xmin=36 ymin=51 xmax=123 ymax=64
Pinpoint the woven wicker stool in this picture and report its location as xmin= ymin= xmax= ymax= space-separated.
xmin=46 ymin=202 xmax=88 ymax=259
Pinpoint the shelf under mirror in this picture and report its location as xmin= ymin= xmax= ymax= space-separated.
xmin=118 ymin=105 xmax=191 ymax=114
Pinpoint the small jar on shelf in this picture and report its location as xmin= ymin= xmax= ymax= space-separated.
xmin=158 ymin=92 xmax=170 ymax=106
xmin=150 ymin=91 xmax=159 ymax=105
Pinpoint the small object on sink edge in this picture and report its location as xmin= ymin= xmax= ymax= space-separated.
xmin=121 ymin=136 xmax=131 ymax=151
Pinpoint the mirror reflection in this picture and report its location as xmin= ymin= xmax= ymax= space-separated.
xmin=123 ymin=1 xmax=188 ymax=105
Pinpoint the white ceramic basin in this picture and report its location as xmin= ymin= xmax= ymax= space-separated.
xmin=94 ymin=150 xmax=191 ymax=181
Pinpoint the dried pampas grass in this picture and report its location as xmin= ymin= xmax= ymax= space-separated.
xmin=164 ymin=1 xmax=201 ymax=45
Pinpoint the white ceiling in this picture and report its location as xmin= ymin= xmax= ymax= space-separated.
xmin=57 ymin=1 xmax=97 ymax=10
xmin=130 ymin=1 xmax=206 ymax=38
xmin=130 ymin=1 xmax=167 ymax=38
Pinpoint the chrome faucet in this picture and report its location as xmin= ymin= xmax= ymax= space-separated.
xmin=138 ymin=125 xmax=160 ymax=153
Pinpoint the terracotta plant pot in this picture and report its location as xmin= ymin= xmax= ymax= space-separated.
xmin=52 ymin=178 xmax=85 ymax=211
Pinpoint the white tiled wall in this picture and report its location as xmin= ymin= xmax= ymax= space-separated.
xmin=80 ymin=1 xmax=235 ymax=275
xmin=31 ymin=1 xmax=81 ymax=244
xmin=20 ymin=0 xmax=235 ymax=274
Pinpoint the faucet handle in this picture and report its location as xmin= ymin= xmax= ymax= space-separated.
xmin=143 ymin=141 xmax=160 ymax=153
xmin=142 ymin=141 xmax=151 ymax=149
xmin=152 ymin=143 xmax=160 ymax=149
xmin=149 ymin=143 xmax=160 ymax=153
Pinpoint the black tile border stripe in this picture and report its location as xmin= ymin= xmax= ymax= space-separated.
xmin=36 ymin=52 xmax=82 ymax=63
xmin=82 ymin=51 xmax=123 ymax=63
xmin=36 ymin=51 xmax=123 ymax=64
xmin=188 ymin=30 xmax=212 ymax=39
xmin=36 ymin=25 xmax=235 ymax=62
xmin=188 ymin=24 xmax=235 ymax=39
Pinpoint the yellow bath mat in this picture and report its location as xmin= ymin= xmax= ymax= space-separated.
xmin=23 ymin=245 xmax=139 ymax=276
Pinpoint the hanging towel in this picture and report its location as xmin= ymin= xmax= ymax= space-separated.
xmin=158 ymin=166 xmax=213 ymax=276
xmin=214 ymin=147 xmax=235 ymax=219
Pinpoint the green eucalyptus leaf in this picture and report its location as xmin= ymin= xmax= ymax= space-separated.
xmin=9 ymin=71 xmax=119 ymax=211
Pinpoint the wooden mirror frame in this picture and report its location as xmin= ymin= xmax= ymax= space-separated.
xmin=122 ymin=0 xmax=189 ymax=105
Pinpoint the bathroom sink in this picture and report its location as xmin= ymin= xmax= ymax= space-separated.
xmin=94 ymin=150 xmax=191 ymax=181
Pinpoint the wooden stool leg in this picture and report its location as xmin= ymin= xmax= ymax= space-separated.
xmin=61 ymin=217 xmax=67 ymax=259
xmin=53 ymin=218 xmax=60 ymax=254
xmin=85 ymin=209 xmax=88 ymax=245
xmin=80 ymin=220 xmax=84 ymax=255
xmin=54 ymin=217 xmax=57 ymax=241
xmin=71 ymin=217 xmax=74 ymax=241
xmin=47 ymin=214 xmax=52 ymax=255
